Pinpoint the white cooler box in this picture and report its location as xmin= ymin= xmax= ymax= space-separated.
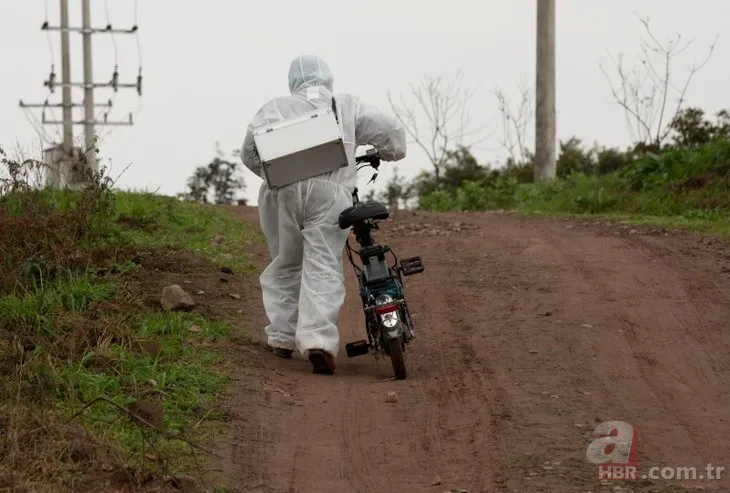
xmin=252 ymin=106 xmax=348 ymax=189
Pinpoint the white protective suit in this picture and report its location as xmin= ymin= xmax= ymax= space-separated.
xmin=241 ymin=55 xmax=407 ymax=359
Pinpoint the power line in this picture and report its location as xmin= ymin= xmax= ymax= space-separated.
xmin=134 ymin=0 xmax=142 ymax=68
xmin=41 ymin=0 xmax=62 ymax=144
xmin=19 ymin=0 xmax=143 ymax=188
xmin=23 ymin=107 xmax=55 ymax=144
xmin=43 ymin=0 xmax=55 ymax=68
xmin=97 ymin=0 xmax=145 ymax=144
xmin=104 ymin=0 xmax=119 ymax=68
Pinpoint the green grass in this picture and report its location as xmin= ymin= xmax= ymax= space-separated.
xmin=0 ymin=252 xmax=241 ymax=476
xmin=0 ymin=275 xmax=114 ymax=334
xmin=51 ymin=311 xmax=231 ymax=473
xmin=504 ymin=173 xmax=729 ymax=236
xmin=509 ymin=172 xmax=730 ymax=236
xmin=115 ymin=192 xmax=261 ymax=274
xmin=419 ymin=172 xmax=729 ymax=237
xmin=0 ymin=169 xmax=261 ymax=488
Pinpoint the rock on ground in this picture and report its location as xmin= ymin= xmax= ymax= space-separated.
xmin=160 ymin=284 xmax=195 ymax=311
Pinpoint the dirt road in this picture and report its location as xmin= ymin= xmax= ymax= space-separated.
xmin=217 ymin=206 xmax=730 ymax=493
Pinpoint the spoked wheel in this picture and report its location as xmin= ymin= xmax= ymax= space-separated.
xmin=387 ymin=338 xmax=407 ymax=380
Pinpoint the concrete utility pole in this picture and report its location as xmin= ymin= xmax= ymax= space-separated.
xmin=81 ymin=0 xmax=96 ymax=173
xmin=19 ymin=0 xmax=142 ymax=188
xmin=60 ymin=0 xmax=73 ymax=154
xmin=534 ymin=0 xmax=556 ymax=180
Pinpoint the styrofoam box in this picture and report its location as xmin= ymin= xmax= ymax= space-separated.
xmin=252 ymin=107 xmax=348 ymax=189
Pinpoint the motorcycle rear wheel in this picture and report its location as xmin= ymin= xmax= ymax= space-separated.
xmin=387 ymin=338 xmax=407 ymax=380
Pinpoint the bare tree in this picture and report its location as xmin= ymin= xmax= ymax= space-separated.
xmin=387 ymin=71 xmax=487 ymax=189
xmin=494 ymin=78 xmax=534 ymax=165
xmin=600 ymin=16 xmax=718 ymax=148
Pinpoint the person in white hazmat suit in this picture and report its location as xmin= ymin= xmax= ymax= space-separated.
xmin=240 ymin=55 xmax=407 ymax=374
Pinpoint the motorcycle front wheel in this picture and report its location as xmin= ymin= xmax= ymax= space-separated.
xmin=387 ymin=337 xmax=407 ymax=380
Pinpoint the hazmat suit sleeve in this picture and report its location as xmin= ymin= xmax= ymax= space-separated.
xmin=354 ymin=99 xmax=407 ymax=162
xmin=241 ymin=124 xmax=263 ymax=178
xmin=240 ymin=100 xmax=286 ymax=178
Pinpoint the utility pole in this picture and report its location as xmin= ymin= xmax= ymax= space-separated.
xmin=19 ymin=0 xmax=142 ymax=188
xmin=60 ymin=0 xmax=72 ymax=155
xmin=534 ymin=0 xmax=556 ymax=180
xmin=81 ymin=0 xmax=96 ymax=173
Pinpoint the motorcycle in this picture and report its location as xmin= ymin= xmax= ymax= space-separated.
xmin=337 ymin=148 xmax=424 ymax=379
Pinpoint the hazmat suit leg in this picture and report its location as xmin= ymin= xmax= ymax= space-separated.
xmin=258 ymin=184 xmax=302 ymax=352
xmin=294 ymin=180 xmax=353 ymax=359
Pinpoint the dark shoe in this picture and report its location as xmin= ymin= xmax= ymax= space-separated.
xmin=265 ymin=343 xmax=293 ymax=359
xmin=308 ymin=349 xmax=335 ymax=375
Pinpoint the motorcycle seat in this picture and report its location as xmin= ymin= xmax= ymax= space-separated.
xmin=338 ymin=202 xmax=389 ymax=229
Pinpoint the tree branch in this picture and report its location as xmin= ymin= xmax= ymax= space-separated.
xmin=599 ymin=15 xmax=718 ymax=147
xmin=388 ymin=71 xmax=485 ymax=188
xmin=494 ymin=78 xmax=534 ymax=165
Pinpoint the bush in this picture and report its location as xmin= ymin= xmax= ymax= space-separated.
xmin=621 ymin=138 xmax=730 ymax=191
xmin=418 ymin=190 xmax=455 ymax=212
xmin=413 ymin=134 xmax=730 ymax=235
xmin=514 ymin=173 xmax=623 ymax=214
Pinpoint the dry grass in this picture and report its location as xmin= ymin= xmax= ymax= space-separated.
xmin=0 ymin=404 xmax=132 ymax=493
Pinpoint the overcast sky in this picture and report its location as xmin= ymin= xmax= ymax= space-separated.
xmin=1 ymin=1 xmax=728 ymax=205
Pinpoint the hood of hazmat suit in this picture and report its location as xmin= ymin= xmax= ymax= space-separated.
xmin=287 ymin=54 xmax=334 ymax=99
xmin=239 ymin=55 xmax=407 ymax=361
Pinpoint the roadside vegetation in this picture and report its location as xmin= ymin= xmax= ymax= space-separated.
xmin=378 ymin=19 xmax=727 ymax=236
xmin=410 ymin=110 xmax=730 ymax=236
xmin=0 ymin=146 xmax=259 ymax=492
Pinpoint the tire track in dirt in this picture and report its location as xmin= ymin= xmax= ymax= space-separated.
xmin=217 ymin=206 xmax=730 ymax=492
xmin=626 ymin=233 xmax=730 ymax=379
xmin=538 ymin=223 xmax=730 ymax=461
xmin=398 ymin=232 xmax=500 ymax=491
xmin=514 ymin=219 xmax=730 ymax=490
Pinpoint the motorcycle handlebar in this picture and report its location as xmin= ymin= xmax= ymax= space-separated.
xmin=355 ymin=148 xmax=381 ymax=169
